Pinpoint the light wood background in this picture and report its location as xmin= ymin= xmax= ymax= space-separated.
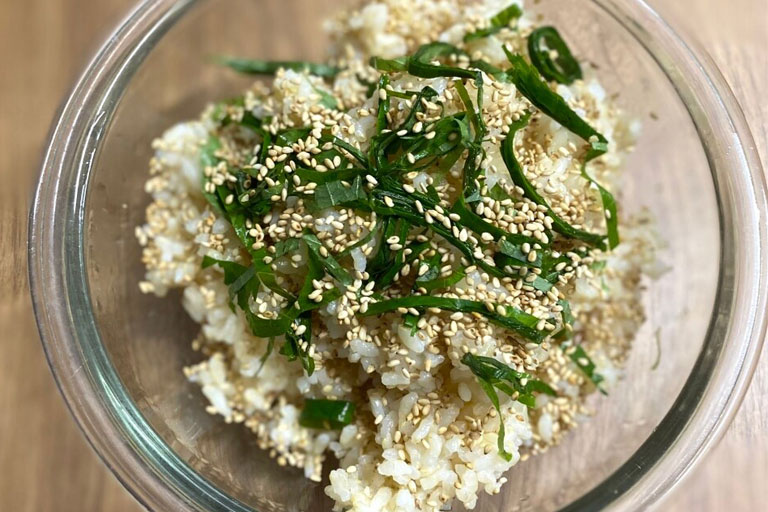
xmin=0 ymin=0 xmax=765 ymax=510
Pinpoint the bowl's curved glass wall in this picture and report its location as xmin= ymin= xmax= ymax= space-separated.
xmin=84 ymin=0 xmax=718 ymax=510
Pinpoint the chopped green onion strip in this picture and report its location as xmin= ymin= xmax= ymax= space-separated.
xmin=553 ymin=298 xmax=574 ymax=341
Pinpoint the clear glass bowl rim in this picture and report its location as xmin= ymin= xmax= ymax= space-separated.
xmin=28 ymin=0 xmax=767 ymax=510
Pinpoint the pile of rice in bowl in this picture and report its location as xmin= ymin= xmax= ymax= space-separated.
xmin=137 ymin=0 xmax=657 ymax=510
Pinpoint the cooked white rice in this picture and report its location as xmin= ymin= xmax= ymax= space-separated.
xmin=136 ymin=1 xmax=656 ymax=510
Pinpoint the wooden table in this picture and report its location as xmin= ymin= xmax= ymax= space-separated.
xmin=0 ymin=0 xmax=764 ymax=510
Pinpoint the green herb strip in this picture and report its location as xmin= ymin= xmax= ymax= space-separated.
xmin=299 ymin=399 xmax=356 ymax=429
xmin=552 ymin=299 xmax=606 ymax=388
xmin=363 ymin=296 xmax=548 ymax=343
xmin=295 ymin=166 xmax=364 ymax=185
xmin=281 ymin=313 xmax=315 ymax=376
xmin=313 ymin=86 xmax=339 ymax=110
xmin=464 ymin=4 xmax=523 ymax=42
xmin=527 ymin=26 xmax=583 ymax=85
xmin=203 ymin=256 xmax=288 ymax=336
xmin=370 ymin=56 xmax=408 ymax=73
xmin=312 ymin=175 xmax=367 ymax=210
xmin=461 ymin=353 xmax=556 ymax=460
xmin=302 ymin=232 xmax=354 ymax=287
xmin=504 ymin=51 xmax=619 ymax=249
xmin=329 ymin=136 xmax=368 ymax=168
xmin=201 ymin=248 xmax=339 ymax=340
xmin=478 ymin=377 xmax=511 ymax=460
xmin=402 ymin=312 xmax=420 ymax=335
xmin=408 ymin=42 xmax=478 ymax=79
xmin=568 ymin=345 xmax=606 ymax=394
xmin=454 ymin=79 xmax=484 ymax=143
xmin=374 ymin=225 xmax=423 ymax=290
xmin=273 ymin=238 xmax=300 ymax=259
xmin=211 ymin=97 xmax=268 ymax=134
xmin=416 ymin=268 xmax=466 ymax=293
xmin=255 ymin=337 xmax=275 ymax=377
xmin=376 ymin=74 xmax=391 ymax=133
xmin=218 ymin=57 xmax=340 ymax=78
xmin=370 ymin=181 xmax=524 ymax=280
xmin=500 ymin=111 xmax=607 ymax=248
xmin=200 ymin=135 xmax=226 ymax=216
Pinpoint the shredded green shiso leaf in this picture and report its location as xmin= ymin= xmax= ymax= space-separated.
xmin=218 ymin=56 xmax=341 ymax=78
xmin=527 ymin=26 xmax=583 ymax=85
xmin=299 ymin=399 xmax=357 ymax=429
xmin=201 ymin=3 xmax=615 ymax=454
xmin=463 ymin=4 xmax=523 ymax=42
xmin=461 ymin=353 xmax=556 ymax=460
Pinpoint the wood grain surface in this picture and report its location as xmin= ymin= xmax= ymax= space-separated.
xmin=0 ymin=0 xmax=765 ymax=510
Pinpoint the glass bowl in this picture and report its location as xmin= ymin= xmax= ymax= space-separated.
xmin=28 ymin=0 xmax=767 ymax=510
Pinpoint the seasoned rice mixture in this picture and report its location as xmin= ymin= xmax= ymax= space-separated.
xmin=137 ymin=1 xmax=656 ymax=510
